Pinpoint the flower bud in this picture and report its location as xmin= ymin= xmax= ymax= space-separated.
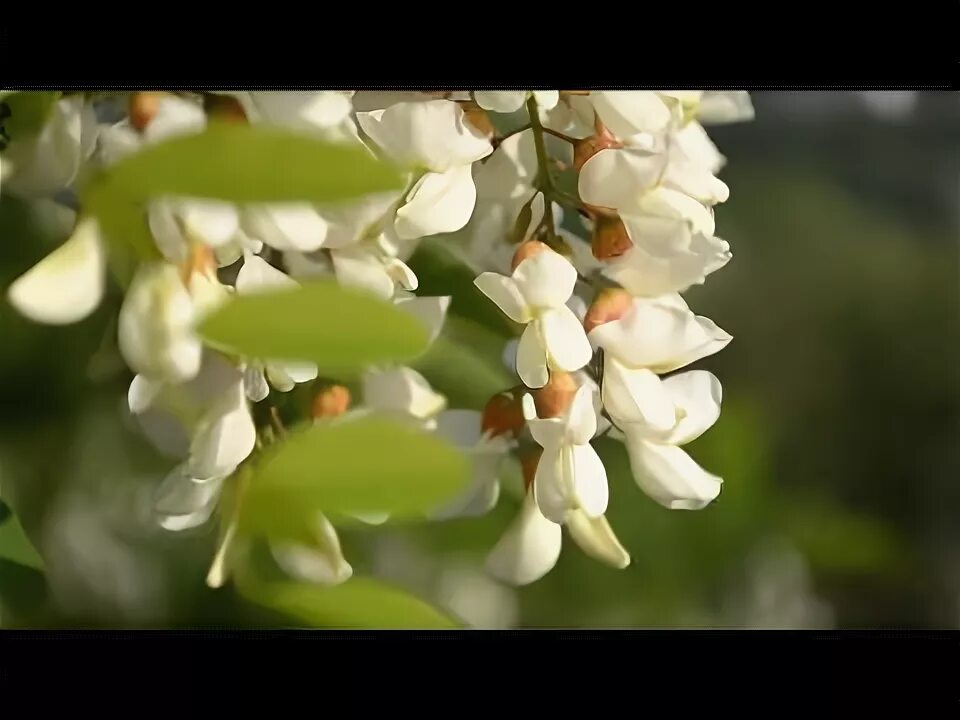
xmin=533 ymin=371 xmax=577 ymax=418
xmin=591 ymin=214 xmax=633 ymax=260
xmin=511 ymin=240 xmax=551 ymax=272
xmin=521 ymin=446 xmax=543 ymax=491
xmin=461 ymin=101 xmax=494 ymax=138
xmin=482 ymin=389 xmax=525 ymax=439
xmin=129 ymin=92 xmax=166 ymax=133
xmin=312 ymin=385 xmax=351 ymax=419
xmin=572 ymin=119 xmax=622 ymax=172
xmin=204 ymin=94 xmax=249 ymax=124
xmin=583 ymin=288 xmax=633 ymax=334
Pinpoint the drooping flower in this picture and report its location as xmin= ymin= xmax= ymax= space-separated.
xmin=522 ymin=382 xmax=608 ymax=523
xmin=586 ymin=290 xmax=730 ymax=509
xmin=474 ymin=243 xmax=593 ymax=388
xmin=356 ymin=100 xmax=493 ymax=240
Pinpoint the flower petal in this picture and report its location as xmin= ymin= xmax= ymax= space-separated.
xmin=330 ymin=249 xmax=395 ymax=300
xmin=591 ymin=91 xmax=673 ymax=138
xmin=566 ymin=510 xmax=630 ymax=569
xmin=604 ymin=215 xmax=731 ymax=296
xmin=566 ymin=384 xmax=598 ymax=445
xmin=512 ymin=248 xmax=578 ymax=308
xmin=242 ymin=204 xmax=328 ymax=252
xmin=270 ymin=513 xmax=353 ymax=586
xmin=601 ymin=358 xmax=677 ymax=432
xmin=394 ymin=294 xmax=450 ymax=346
xmin=578 ymin=147 xmax=668 ymax=212
xmin=516 ymin=323 xmax=549 ymax=389
xmin=188 ymin=383 xmax=256 ymax=480
xmin=533 ymin=446 xmax=573 ymax=523
xmin=660 ymin=370 xmax=722 ymax=445
xmin=357 ymin=100 xmax=492 ymax=172
xmin=639 ymin=187 xmax=715 ymax=237
xmin=154 ymin=464 xmax=225 ymax=532
xmin=474 ymin=273 xmax=531 ymax=324
xmin=118 ymin=263 xmax=202 ymax=382
xmin=531 ymin=91 xmax=560 ymax=110
xmin=235 ymin=252 xmax=298 ymax=294
xmin=588 ymin=295 xmax=732 ymax=373
xmin=697 ymin=91 xmax=755 ymax=125
xmin=474 ymin=91 xmax=529 ymax=114
xmin=623 ymin=432 xmax=722 ymax=510
xmin=485 ymin=491 xmax=562 ymax=586
xmin=7 ymin=216 xmax=105 ymax=325
xmin=128 ymin=374 xmax=164 ymax=415
xmin=395 ymin=165 xmax=477 ymax=240
xmin=362 ymin=366 xmax=446 ymax=420
xmin=539 ymin=305 xmax=593 ymax=374
xmin=524 ymin=393 xmax=567 ymax=448
xmin=178 ymin=199 xmax=240 ymax=248
xmin=571 ymin=444 xmax=608 ymax=517
xmin=243 ymin=365 xmax=270 ymax=402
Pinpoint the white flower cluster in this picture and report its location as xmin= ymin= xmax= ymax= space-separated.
xmin=463 ymin=90 xmax=753 ymax=584
xmin=2 ymin=89 xmax=752 ymax=590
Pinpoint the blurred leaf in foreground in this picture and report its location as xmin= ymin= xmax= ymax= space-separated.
xmin=241 ymin=417 xmax=468 ymax=539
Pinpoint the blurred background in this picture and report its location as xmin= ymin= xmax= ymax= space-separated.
xmin=0 ymin=90 xmax=958 ymax=629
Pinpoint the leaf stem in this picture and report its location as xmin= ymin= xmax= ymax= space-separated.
xmin=542 ymin=126 xmax=577 ymax=144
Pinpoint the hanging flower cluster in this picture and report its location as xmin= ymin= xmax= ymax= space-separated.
xmin=2 ymin=89 xmax=752 ymax=591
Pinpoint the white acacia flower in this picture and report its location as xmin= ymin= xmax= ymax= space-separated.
xmin=3 ymin=94 xmax=99 ymax=198
xmin=97 ymin=93 xmax=206 ymax=166
xmin=431 ymin=409 xmax=514 ymax=520
xmin=234 ymin=253 xmax=319 ymax=401
xmin=588 ymin=292 xmax=730 ymax=509
xmin=578 ymin=146 xmax=727 ymax=236
xmin=356 ymin=100 xmax=493 ymax=240
xmin=230 ymin=91 xmax=354 ymax=134
xmin=7 ymin=214 xmax=106 ymax=325
xmin=473 ymin=90 xmax=560 ymax=114
xmin=144 ymin=363 xmax=257 ymax=530
xmin=119 ymin=263 xmax=203 ymax=383
xmin=148 ymin=197 xmax=247 ymax=266
xmin=270 ymin=513 xmax=353 ymax=586
xmin=619 ymin=370 xmax=724 ymax=510
xmin=539 ymin=94 xmax=596 ymax=139
xmin=361 ymin=366 xmax=447 ymax=431
xmin=241 ymin=188 xmax=400 ymax=257
xmin=153 ymin=462 xmax=228 ymax=532
xmin=474 ymin=248 xmax=593 ymax=388
xmin=685 ymin=91 xmax=755 ymax=126
xmin=485 ymin=490 xmax=629 ymax=586
xmin=590 ymin=91 xmax=676 ymax=138
xmin=523 ymin=384 xmax=608 ymax=524
xmin=96 ymin=94 xmax=251 ymax=263
xmin=589 ymin=292 xmax=730 ymax=430
xmin=602 ymin=214 xmax=732 ymax=297
xmin=282 ymin=217 xmax=418 ymax=302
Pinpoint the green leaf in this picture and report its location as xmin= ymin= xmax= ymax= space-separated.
xmin=0 ymin=504 xmax=43 ymax=571
xmin=1 ymin=91 xmax=61 ymax=141
xmin=241 ymin=417 xmax=468 ymax=539
xmin=412 ymin=316 xmax=513 ymax=407
xmin=239 ymin=575 xmax=460 ymax=629
xmin=92 ymin=122 xmax=405 ymax=205
xmin=199 ymin=281 xmax=430 ymax=371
